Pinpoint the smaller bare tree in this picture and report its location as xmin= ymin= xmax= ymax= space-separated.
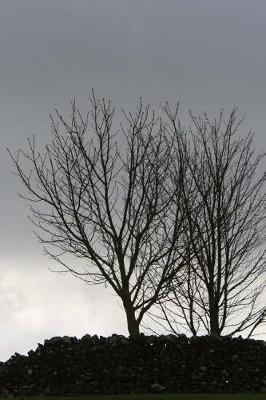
xmin=9 ymin=93 xmax=185 ymax=336
xmin=148 ymin=107 xmax=266 ymax=337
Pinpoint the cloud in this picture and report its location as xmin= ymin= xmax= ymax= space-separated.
xmin=0 ymin=256 xmax=126 ymax=361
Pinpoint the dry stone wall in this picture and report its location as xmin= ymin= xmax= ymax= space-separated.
xmin=0 ymin=334 xmax=265 ymax=396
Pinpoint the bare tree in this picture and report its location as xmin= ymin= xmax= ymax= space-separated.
xmin=149 ymin=107 xmax=266 ymax=337
xmin=9 ymin=93 xmax=185 ymax=336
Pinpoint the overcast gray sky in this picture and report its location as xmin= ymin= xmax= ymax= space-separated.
xmin=1 ymin=0 xmax=266 ymax=361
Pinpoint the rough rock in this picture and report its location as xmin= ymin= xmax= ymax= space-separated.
xmin=0 ymin=334 xmax=265 ymax=395
xmin=150 ymin=383 xmax=166 ymax=393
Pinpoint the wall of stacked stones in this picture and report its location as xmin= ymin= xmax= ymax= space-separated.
xmin=0 ymin=334 xmax=265 ymax=396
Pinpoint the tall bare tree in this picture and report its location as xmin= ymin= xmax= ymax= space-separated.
xmin=9 ymin=94 xmax=185 ymax=336
xmin=149 ymin=107 xmax=266 ymax=337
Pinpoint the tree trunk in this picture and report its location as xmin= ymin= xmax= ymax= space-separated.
xmin=123 ymin=298 xmax=140 ymax=336
xmin=209 ymin=297 xmax=220 ymax=336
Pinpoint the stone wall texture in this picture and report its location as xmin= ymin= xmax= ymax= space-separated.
xmin=0 ymin=334 xmax=265 ymax=396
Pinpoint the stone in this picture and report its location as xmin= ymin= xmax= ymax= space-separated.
xmin=81 ymin=334 xmax=91 ymax=341
xmin=110 ymin=334 xmax=120 ymax=344
xmin=62 ymin=336 xmax=72 ymax=344
xmin=165 ymin=334 xmax=178 ymax=342
xmin=45 ymin=336 xmax=62 ymax=345
xmin=150 ymin=383 xmax=166 ymax=393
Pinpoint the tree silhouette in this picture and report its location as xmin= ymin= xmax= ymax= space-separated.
xmin=9 ymin=93 xmax=185 ymax=336
xmin=150 ymin=107 xmax=266 ymax=337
